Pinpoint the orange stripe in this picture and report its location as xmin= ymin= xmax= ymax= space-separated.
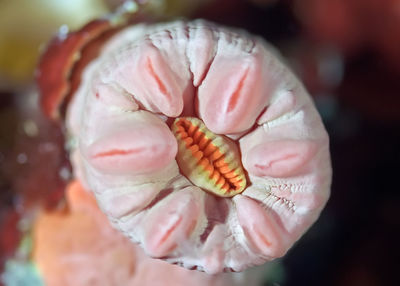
xmin=157 ymin=216 xmax=183 ymax=245
xmin=224 ymin=171 xmax=238 ymax=179
xmin=146 ymin=57 xmax=171 ymax=101
xmin=173 ymin=117 xmax=246 ymax=195
xmin=227 ymin=68 xmax=249 ymax=112
xmin=254 ymin=227 xmax=272 ymax=247
xmin=93 ymin=148 xmax=142 ymax=158
xmin=198 ymin=137 xmax=209 ymax=149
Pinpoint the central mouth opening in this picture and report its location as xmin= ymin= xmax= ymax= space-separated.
xmin=171 ymin=117 xmax=247 ymax=197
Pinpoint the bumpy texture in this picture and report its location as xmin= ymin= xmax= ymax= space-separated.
xmin=65 ymin=20 xmax=331 ymax=273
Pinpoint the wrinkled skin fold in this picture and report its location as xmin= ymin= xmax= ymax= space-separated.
xmin=63 ymin=20 xmax=331 ymax=274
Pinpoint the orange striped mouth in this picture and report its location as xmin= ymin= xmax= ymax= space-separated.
xmin=171 ymin=117 xmax=247 ymax=197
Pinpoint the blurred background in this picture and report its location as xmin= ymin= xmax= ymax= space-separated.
xmin=0 ymin=0 xmax=399 ymax=285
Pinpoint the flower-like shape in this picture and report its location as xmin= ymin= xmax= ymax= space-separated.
xmin=41 ymin=20 xmax=331 ymax=273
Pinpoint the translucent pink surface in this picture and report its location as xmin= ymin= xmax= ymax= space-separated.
xmin=66 ymin=20 xmax=331 ymax=273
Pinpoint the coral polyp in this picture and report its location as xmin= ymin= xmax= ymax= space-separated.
xmin=38 ymin=19 xmax=332 ymax=273
xmin=172 ymin=117 xmax=247 ymax=197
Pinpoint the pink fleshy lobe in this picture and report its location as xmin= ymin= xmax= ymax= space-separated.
xmin=97 ymin=185 xmax=162 ymax=220
xmin=103 ymin=23 xmax=195 ymax=117
xmin=130 ymin=43 xmax=186 ymax=116
xmin=83 ymin=118 xmax=177 ymax=175
xmin=56 ymin=20 xmax=332 ymax=274
xmin=244 ymin=140 xmax=318 ymax=178
xmin=234 ymin=195 xmax=288 ymax=258
xmin=201 ymin=225 xmax=226 ymax=274
xmin=198 ymin=47 xmax=269 ymax=134
xmin=143 ymin=187 xmax=201 ymax=257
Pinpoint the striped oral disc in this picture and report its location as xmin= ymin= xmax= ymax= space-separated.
xmin=171 ymin=117 xmax=247 ymax=197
